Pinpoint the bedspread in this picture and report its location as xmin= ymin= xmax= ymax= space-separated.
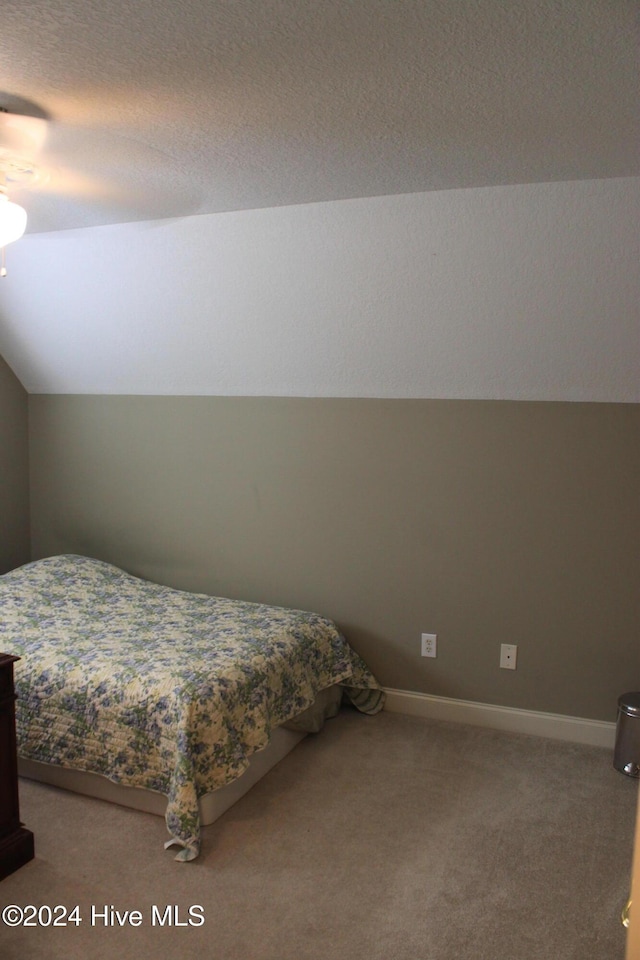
xmin=0 ymin=555 xmax=384 ymax=860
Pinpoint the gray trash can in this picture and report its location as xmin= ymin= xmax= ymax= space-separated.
xmin=613 ymin=692 xmax=640 ymax=777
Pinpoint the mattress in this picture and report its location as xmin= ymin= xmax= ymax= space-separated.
xmin=1 ymin=555 xmax=384 ymax=860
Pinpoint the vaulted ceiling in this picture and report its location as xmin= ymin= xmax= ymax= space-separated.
xmin=1 ymin=0 xmax=638 ymax=234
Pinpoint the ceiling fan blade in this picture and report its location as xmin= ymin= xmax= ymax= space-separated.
xmin=0 ymin=103 xmax=205 ymax=232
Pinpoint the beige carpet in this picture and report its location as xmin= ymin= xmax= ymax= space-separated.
xmin=2 ymin=709 xmax=637 ymax=959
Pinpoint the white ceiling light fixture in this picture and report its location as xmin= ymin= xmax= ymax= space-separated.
xmin=0 ymin=105 xmax=47 ymax=276
xmin=0 ymin=186 xmax=27 ymax=244
xmin=0 ymin=158 xmax=41 ymax=277
xmin=0 ymin=181 xmax=27 ymax=278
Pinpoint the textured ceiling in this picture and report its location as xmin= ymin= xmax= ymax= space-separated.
xmin=0 ymin=0 xmax=638 ymax=233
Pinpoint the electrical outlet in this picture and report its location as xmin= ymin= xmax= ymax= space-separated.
xmin=500 ymin=644 xmax=517 ymax=670
xmin=421 ymin=633 xmax=437 ymax=658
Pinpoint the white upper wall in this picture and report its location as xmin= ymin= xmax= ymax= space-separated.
xmin=0 ymin=176 xmax=638 ymax=401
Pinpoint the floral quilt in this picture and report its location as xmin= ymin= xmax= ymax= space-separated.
xmin=0 ymin=555 xmax=384 ymax=860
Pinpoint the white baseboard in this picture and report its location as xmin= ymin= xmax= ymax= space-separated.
xmin=383 ymin=688 xmax=616 ymax=749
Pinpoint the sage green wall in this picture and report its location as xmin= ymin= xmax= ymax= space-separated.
xmin=28 ymin=396 xmax=639 ymax=721
xmin=0 ymin=355 xmax=29 ymax=573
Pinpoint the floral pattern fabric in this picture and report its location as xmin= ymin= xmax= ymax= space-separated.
xmin=0 ymin=555 xmax=384 ymax=860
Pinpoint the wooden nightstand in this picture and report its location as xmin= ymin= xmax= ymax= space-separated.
xmin=0 ymin=654 xmax=34 ymax=880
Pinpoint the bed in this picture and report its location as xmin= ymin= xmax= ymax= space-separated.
xmin=0 ymin=555 xmax=384 ymax=860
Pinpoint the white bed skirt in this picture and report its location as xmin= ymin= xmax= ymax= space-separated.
xmin=18 ymin=725 xmax=307 ymax=827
